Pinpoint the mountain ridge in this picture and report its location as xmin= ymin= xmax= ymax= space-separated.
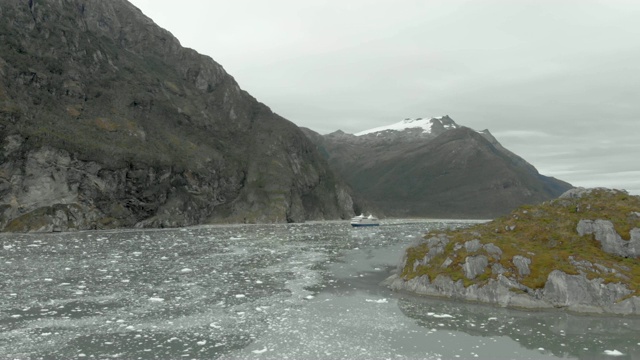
xmin=304 ymin=116 xmax=572 ymax=218
xmin=0 ymin=0 xmax=356 ymax=232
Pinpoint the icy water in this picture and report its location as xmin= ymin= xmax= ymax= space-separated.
xmin=1 ymin=220 xmax=639 ymax=359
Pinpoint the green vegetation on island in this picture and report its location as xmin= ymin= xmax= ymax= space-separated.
xmin=399 ymin=189 xmax=640 ymax=301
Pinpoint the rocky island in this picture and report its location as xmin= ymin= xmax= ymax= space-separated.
xmin=386 ymin=188 xmax=640 ymax=316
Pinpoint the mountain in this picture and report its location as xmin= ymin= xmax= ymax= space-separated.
xmin=303 ymin=116 xmax=572 ymax=218
xmin=0 ymin=0 xmax=355 ymax=232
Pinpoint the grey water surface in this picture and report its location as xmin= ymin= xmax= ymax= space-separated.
xmin=1 ymin=220 xmax=639 ymax=359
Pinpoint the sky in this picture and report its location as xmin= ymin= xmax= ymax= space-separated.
xmin=128 ymin=0 xmax=640 ymax=195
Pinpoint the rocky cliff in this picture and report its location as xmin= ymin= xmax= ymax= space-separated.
xmin=386 ymin=188 xmax=640 ymax=316
xmin=0 ymin=0 xmax=355 ymax=232
xmin=304 ymin=116 xmax=572 ymax=219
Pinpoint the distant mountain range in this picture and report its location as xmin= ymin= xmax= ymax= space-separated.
xmin=303 ymin=116 xmax=572 ymax=218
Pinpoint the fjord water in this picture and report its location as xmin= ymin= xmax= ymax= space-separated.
xmin=1 ymin=221 xmax=638 ymax=359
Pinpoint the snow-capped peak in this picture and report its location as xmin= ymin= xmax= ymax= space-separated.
xmin=355 ymin=116 xmax=457 ymax=136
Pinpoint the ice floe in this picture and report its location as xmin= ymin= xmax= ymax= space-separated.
xmin=365 ymin=298 xmax=388 ymax=304
xmin=604 ymin=350 xmax=624 ymax=356
xmin=251 ymin=347 xmax=268 ymax=354
xmin=427 ymin=312 xmax=454 ymax=318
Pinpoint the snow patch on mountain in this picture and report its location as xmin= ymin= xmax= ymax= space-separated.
xmin=355 ymin=116 xmax=456 ymax=136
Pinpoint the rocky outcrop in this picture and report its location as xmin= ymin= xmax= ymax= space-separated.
xmin=542 ymin=270 xmax=639 ymax=314
xmin=388 ymin=188 xmax=640 ymax=316
xmin=577 ymin=219 xmax=640 ymax=258
xmin=0 ymin=0 xmax=356 ymax=231
xmin=386 ymin=273 xmax=553 ymax=310
xmin=1 ymin=144 xmax=245 ymax=231
xmin=388 ymin=245 xmax=640 ymax=315
xmin=512 ymin=256 xmax=531 ymax=276
xmin=462 ymin=255 xmax=489 ymax=280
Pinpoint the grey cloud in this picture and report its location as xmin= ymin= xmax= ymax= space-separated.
xmin=129 ymin=0 xmax=640 ymax=194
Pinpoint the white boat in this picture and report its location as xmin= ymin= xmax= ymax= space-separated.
xmin=350 ymin=214 xmax=379 ymax=227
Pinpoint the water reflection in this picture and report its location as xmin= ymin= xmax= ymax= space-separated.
xmin=397 ymin=294 xmax=640 ymax=359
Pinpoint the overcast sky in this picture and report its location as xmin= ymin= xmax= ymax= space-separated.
xmin=129 ymin=0 xmax=639 ymax=195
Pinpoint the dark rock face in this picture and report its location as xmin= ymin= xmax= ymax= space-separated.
xmin=0 ymin=0 xmax=355 ymax=232
xmin=304 ymin=117 xmax=572 ymax=219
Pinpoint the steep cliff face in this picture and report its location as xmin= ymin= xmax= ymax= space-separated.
xmin=305 ymin=117 xmax=572 ymax=219
xmin=0 ymin=0 xmax=355 ymax=231
xmin=386 ymin=188 xmax=640 ymax=316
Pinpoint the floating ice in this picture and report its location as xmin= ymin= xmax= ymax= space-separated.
xmin=604 ymin=350 xmax=624 ymax=356
xmin=180 ymin=268 xmax=193 ymax=273
xmin=365 ymin=298 xmax=388 ymax=304
xmin=252 ymin=347 xmax=268 ymax=354
xmin=4 ymin=219 xmax=633 ymax=359
xmin=427 ymin=312 xmax=454 ymax=318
